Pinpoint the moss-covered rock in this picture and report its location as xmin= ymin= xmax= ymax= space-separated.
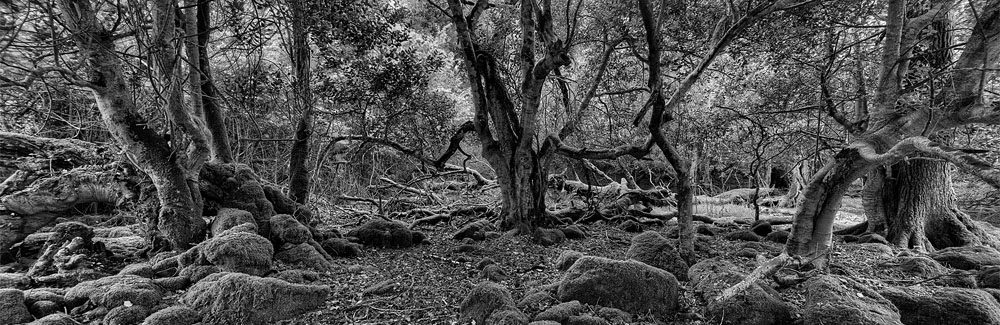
xmin=459 ymin=281 xmax=517 ymax=325
xmin=142 ymin=305 xmax=202 ymax=325
xmin=346 ymin=220 xmax=424 ymax=248
xmin=270 ymin=214 xmax=312 ymax=245
xmin=625 ymin=231 xmax=689 ymax=280
xmin=880 ymin=285 xmax=1000 ymax=325
xmin=558 ymin=256 xmax=679 ymax=320
xmin=275 ymin=243 xmax=335 ymax=271
xmin=26 ymin=313 xmax=76 ymax=325
xmin=803 ymin=275 xmax=901 ymax=325
xmin=688 ymin=258 xmax=793 ymax=325
xmin=201 ymin=230 xmax=273 ymax=276
xmin=178 ymin=265 xmax=219 ymax=283
xmin=210 ymin=208 xmax=257 ymax=237
xmin=65 ymin=275 xmax=163 ymax=309
xmin=320 ymin=238 xmax=362 ymax=257
xmin=180 ymin=272 xmax=330 ymax=325
xmin=554 ymin=250 xmax=584 ymax=271
xmin=0 ymin=288 xmax=33 ymax=324
xmin=103 ymin=305 xmax=150 ymax=325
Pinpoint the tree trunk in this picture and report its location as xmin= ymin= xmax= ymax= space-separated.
xmin=780 ymin=162 xmax=809 ymax=207
xmin=287 ymin=0 xmax=312 ymax=204
xmin=861 ymin=166 xmax=887 ymax=234
xmin=884 ymin=159 xmax=999 ymax=251
xmin=197 ymin=0 xmax=234 ymax=163
xmin=495 ymin=149 xmax=548 ymax=234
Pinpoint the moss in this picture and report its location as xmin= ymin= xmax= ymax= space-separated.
xmin=103 ymin=305 xmax=150 ymax=325
xmin=346 ymin=220 xmax=423 ymax=248
xmin=459 ymin=281 xmax=516 ymax=324
xmin=0 ymin=288 xmax=33 ymax=324
xmin=270 ymin=214 xmax=311 ymax=245
xmin=65 ymin=275 xmax=163 ymax=309
xmin=274 ymin=243 xmax=334 ymax=271
xmin=557 ymin=256 xmax=679 ymax=320
xmin=201 ymin=231 xmax=273 ymax=276
xmin=142 ymin=305 xmax=202 ymax=325
xmin=210 ymin=208 xmax=256 ymax=237
xmin=180 ymin=272 xmax=330 ymax=325
xmin=178 ymin=265 xmax=219 ymax=283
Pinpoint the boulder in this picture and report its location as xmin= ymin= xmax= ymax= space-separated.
xmin=931 ymin=246 xmax=1000 ymax=270
xmin=458 ymin=281 xmax=516 ymax=325
xmin=880 ymin=285 xmax=1000 ymax=325
xmin=178 ymin=265 xmax=219 ymax=283
xmin=688 ymin=258 xmax=793 ymax=325
xmin=152 ymin=276 xmax=191 ymax=291
xmin=482 ymin=264 xmax=508 ymax=282
xmin=103 ymin=305 xmax=149 ymax=325
xmin=347 ymin=220 xmax=424 ymax=248
xmin=858 ymin=233 xmax=890 ymax=245
xmin=210 ymin=208 xmax=257 ymax=237
xmin=565 ymin=315 xmax=608 ymax=325
xmin=554 ymin=250 xmax=584 ymax=271
xmin=898 ymin=256 xmax=946 ymax=277
xmin=93 ymin=226 xmax=138 ymax=238
xmin=560 ymin=225 xmax=587 ymax=239
xmin=0 ymin=273 xmax=30 ymax=289
xmin=65 ymin=275 xmax=163 ymax=309
xmin=619 ymin=220 xmax=643 ymax=233
xmin=271 ymin=269 xmax=320 ymax=284
xmin=23 ymin=288 xmax=66 ymax=306
xmin=95 ymin=236 xmax=146 ymax=257
xmin=29 ymin=300 xmax=62 ymax=317
xmin=143 ymin=306 xmax=202 ymax=325
xmin=476 ymin=258 xmax=497 ymax=270
xmin=750 ymin=221 xmax=772 ymax=237
xmin=269 ymin=214 xmax=311 ymax=245
xmin=47 ymin=222 xmax=94 ymax=247
xmin=803 ymin=275 xmax=902 ymax=325
xmin=453 ymin=220 xmax=494 ymax=241
xmin=180 ymin=272 xmax=330 ymax=325
xmin=117 ymin=263 xmax=154 ymax=278
xmin=533 ymin=228 xmax=566 ymax=246
xmin=26 ymin=313 xmax=76 ymax=325
xmin=320 ymin=238 xmax=362 ymax=257
xmin=534 ymin=300 xmax=584 ymax=322
xmin=517 ymin=291 xmax=558 ymax=316
xmin=625 ymin=231 xmax=689 ymax=280
xmin=558 ymin=256 xmax=679 ymax=319
xmin=696 ymin=224 xmax=719 ymax=236
xmin=724 ymin=230 xmax=761 ymax=242
xmin=764 ymin=230 xmax=789 ymax=244
xmin=982 ymin=266 xmax=1000 ymax=289
xmin=486 ymin=306 xmax=530 ymax=325
xmin=595 ymin=307 xmax=632 ymax=323
xmin=201 ymin=230 xmax=273 ymax=276
xmin=0 ymin=289 xmax=33 ymax=324
xmin=275 ymin=243 xmax=335 ymax=271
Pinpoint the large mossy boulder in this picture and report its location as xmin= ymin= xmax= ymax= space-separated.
xmin=557 ymin=256 xmax=679 ymax=320
xmin=346 ymin=220 xmax=425 ymax=248
xmin=180 ymin=272 xmax=330 ymax=325
xmin=275 ymin=243 xmax=335 ymax=271
xmin=458 ymin=281 xmax=518 ymax=325
xmin=143 ymin=305 xmax=202 ymax=325
xmin=210 ymin=208 xmax=257 ymax=237
xmin=880 ymin=286 xmax=1000 ymax=325
xmin=803 ymin=275 xmax=902 ymax=325
xmin=625 ymin=231 xmax=689 ymax=280
xmin=201 ymin=229 xmax=273 ymax=276
xmin=688 ymin=258 xmax=793 ymax=325
xmin=270 ymin=214 xmax=312 ymax=245
xmin=0 ymin=289 xmax=33 ymax=324
xmin=65 ymin=275 xmax=163 ymax=309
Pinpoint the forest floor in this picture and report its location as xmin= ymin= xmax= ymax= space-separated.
xmin=275 ymin=193 xmax=958 ymax=325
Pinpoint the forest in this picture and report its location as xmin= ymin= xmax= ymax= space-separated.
xmin=1 ymin=0 xmax=1000 ymax=324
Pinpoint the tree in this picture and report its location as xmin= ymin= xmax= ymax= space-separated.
xmin=287 ymin=0 xmax=313 ymax=204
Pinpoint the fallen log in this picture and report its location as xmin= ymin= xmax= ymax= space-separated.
xmin=0 ymin=131 xmax=102 ymax=171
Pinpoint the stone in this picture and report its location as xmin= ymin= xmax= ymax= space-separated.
xmin=476 ymin=258 xmax=496 ymax=270
xmin=103 ymin=305 xmax=150 ymax=325
xmin=117 ymin=263 xmax=154 ymax=278
xmin=931 ymin=246 xmax=1000 ymax=270
xmin=935 ymin=270 xmax=978 ymax=288
xmin=724 ymin=230 xmax=761 ymax=242
xmin=625 ymin=231 xmax=689 ymax=280
xmin=899 ymin=256 xmax=946 ymax=277
xmin=269 ymin=214 xmax=312 ymax=245
xmin=180 ymin=272 xmax=330 ymax=325
xmin=750 ymin=221 xmax=772 ymax=237
xmin=26 ymin=313 xmax=76 ymax=325
xmin=29 ymin=300 xmax=61 ymax=317
xmin=688 ymin=258 xmax=793 ymax=325
xmin=560 ymin=225 xmax=587 ymax=239
xmin=533 ymin=228 xmax=566 ymax=246
xmin=320 ymin=238 xmax=362 ymax=257
xmin=880 ymin=285 xmax=1000 ymax=325
xmin=517 ymin=291 xmax=558 ymax=316
xmin=65 ymin=275 xmax=163 ymax=309
xmin=595 ymin=307 xmax=632 ymax=323
xmin=458 ymin=281 xmax=516 ymax=325
xmin=486 ymin=306 xmax=530 ymax=325
xmin=0 ymin=273 xmax=30 ymax=289
xmin=142 ymin=305 xmax=202 ymax=325
xmin=803 ymin=275 xmax=902 ymax=325
xmin=346 ymin=220 xmax=424 ymax=248
xmin=764 ymin=230 xmax=789 ymax=244
xmin=271 ymin=269 xmax=320 ymax=284
xmin=558 ymin=256 xmax=679 ymax=319
xmin=211 ymin=208 xmax=257 ymax=237
xmin=736 ymin=248 xmax=759 ymax=258
xmin=93 ymin=226 xmax=137 ymax=238
xmin=554 ymin=250 xmax=584 ymax=271
xmin=453 ymin=220 xmax=494 ymax=241
xmin=859 ymin=233 xmax=890 ymax=245
xmin=96 ymin=236 xmax=148 ymax=257
xmin=482 ymin=264 xmax=508 ymax=282
xmin=178 ymin=265 xmax=219 ymax=283
xmin=275 ymin=243 xmax=335 ymax=271
xmin=47 ymin=222 xmax=94 ymax=247
xmin=528 ymin=321 xmax=560 ymax=325
xmin=201 ymin=230 xmax=273 ymax=276
xmin=534 ymin=300 xmax=583 ymax=322
xmin=0 ymin=289 xmax=33 ymax=324
xmin=619 ymin=220 xmax=643 ymax=233
xmin=565 ymin=315 xmax=608 ymax=325
xmin=696 ymin=224 xmax=718 ymax=236
xmin=981 ymin=266 xmax=1000 ymax=289
xmin=23 ymin=288 xmax=65 ymax=306
xmin=152 ymin=276 xmax=191 ymax=291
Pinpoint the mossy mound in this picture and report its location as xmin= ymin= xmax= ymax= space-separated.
xmin=346 ymin=220 xmax=424 ymax=248
xmin=180 ymin=272 xmax=330 ymax=325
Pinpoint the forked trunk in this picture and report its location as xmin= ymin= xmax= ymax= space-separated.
xmin=496 ymin=150 xmax=548 ymax=234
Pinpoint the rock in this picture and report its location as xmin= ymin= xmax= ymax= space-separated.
xmin=180 ymin=272 xmax=330 ymax=325
xmin=560 ymin=225 xmax=587 ymax=239
xmin=152 ymin=276 xmax=191 ymax=291
xmin=803 ymin=275 xmax=902 ymax=325
xmin=453 ymin=220 xmax=494 ymax=241
xmin=269 ymin=214 xmax=311 ymax=245
xmin=528 ymin=321 xmax=560 ymax=325
xmin=362 ymin=279 xmax=406 ymax=296
xmin=696 ymin=224 xmax=719 ymax=236
xmin=565 ymin=315 xmax=608 ymax=325
xmin=764 ymin=230 xmax=789 ymax=244
xmin=346 ymin=220 xmax=424 ymax=248
xmin=211 ymin=208 xmax=257 ymax=237
xmin=482 ymin=264 xmax=508 ymax=282
xmin=619 ymin=220 xmax=643 ymax=233
xmin=93 ymin=226 xmax=137 ymax=238
xmin=517 ymin=291 xmax=558 ymax=316
xmin=178 ymin=265 xmax=219 ymax=283
xmin=534 ymin=300 xmax=583 ymax=322
xmin=143 ymin=306 xmax=202 ymax=325
xmin=750 ymin=221 xmax=772 ymax=237
xmin=982 ymin=266 xmax=1000 ymax=289
xmin=852 ymin=243 xmax=895 ymax=258
xmin=859 ymin=233 xmax=890 ymax=245
xmin=82 ymin=306 xmax=109 ymax=320
xmin=931 ymin=246 xmax=1000 ymax=270
xmin=24 ymin=288 xmax=66 ymax=306
xmin=47 ymin=222 xmax=94 ymax=247
xmin=96 ymin=236 xmax=147 ymax=257
xmin=935 ymin=270 xmax=978 ymax=288
xmin=0 ymin=289 xmax=34 ymax=324
xmin=103 ymin=305 xmax=150 ymax=325
xmin=275 ymin=243 xmax=335 ymax=271
xmin=117 ymin=263 xmax=154 ymax=278
xmin=201 ymin=230 xmax=273 ymax=276
xmin=476 ymin=258 xmax=497 ymax=270
xmin=319 ymin=238 xmax=362 ymax=257
xmin=458 ymin=281 xmax=516 ymax=325
xmin=453 ymin=244 xmax=478 ymax=253
xmin=625 ymin=231 xmax=689 ymax=280
xmin=688 ymin=258 xmax=793 ymax=325
xmin=843 ymin=234 xmax=859 ymax=242
xmin=736 ymin=248 xmax=759 ymax=258
xmin=595 ymin=307 xmax=632 ymax=323
xmin=151 ymin=254 xmax=180 ymax=277
xmin=486 ymin=306 xmax=530 ymax=325
xmin=0 ymin=273 xmax=30 ymax=289
xmin=880 ymin=285 xmax=1000 ymax=325
xmin=724 ymin=230 xmax=761 ymax=242
xmin=29 ymin=300 xmax=62 ymax=317
xmin=271 ymin=269 xmax=320 ymax=284
xmin=533 ymin=228 xmax=566 ymax=246
xmin=26 ymin=313 xmax=76 ymax=325
xmin=899 ymin=256 xmax=946 ymax=277
xmin=558 ymin=256 xmax=679 ymax=320
xmin=554 ymin=250 xmax=584 ymax=271
xmin=65 ymin=275 xmax=163 ymax=309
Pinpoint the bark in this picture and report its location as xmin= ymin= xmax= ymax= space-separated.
xmin=780 ymin=162 xmax=809 ymax=207
xmin=287 ymin=0 xmax=313 ymax=204
xmin=197 ymin=0 xmax=234 ymax=163
xmin=861 ymin=166 xmax=887 ymax=234
xmin=0 ymin=131 xmax=100 ymax=171
xmin=58 ymin=0 xmax=205 ymax=250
